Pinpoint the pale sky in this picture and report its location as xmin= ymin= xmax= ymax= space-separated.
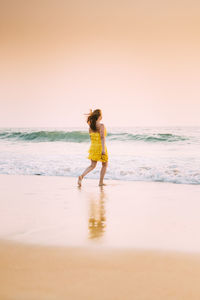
xmin=0 ymin=0 xmax=200 ymax=127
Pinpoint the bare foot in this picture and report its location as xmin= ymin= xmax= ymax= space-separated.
xmin=99 ymin=182 xmax=107 ymax=186
xmin=78 ymin=175 xmax=83 ymax=186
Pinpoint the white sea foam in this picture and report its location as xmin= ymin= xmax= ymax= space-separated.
xmin=0 ymin=126 xmax=200 ymax=184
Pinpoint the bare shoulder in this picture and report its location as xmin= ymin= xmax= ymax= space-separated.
xmin=99 ymin=123 xmax=104 ymax=129
xmin=95 ymin=123 xmax=104 ymax=130
xmin=99 ymin=123 xmax=105 ymax=135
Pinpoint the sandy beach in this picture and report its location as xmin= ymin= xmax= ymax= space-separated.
xmin=1 ymin=174 xmax=200 ymax=299
xmin=1 ymin=241 xmax=200 ymax=300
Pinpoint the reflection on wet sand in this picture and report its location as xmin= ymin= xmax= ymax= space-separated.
xmin=88 ymin=187 xmax=106 ymax=240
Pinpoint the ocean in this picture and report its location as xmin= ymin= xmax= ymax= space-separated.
xmin=0 ymin=126 xmax=200 ymax=185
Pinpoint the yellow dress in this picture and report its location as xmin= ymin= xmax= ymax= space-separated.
xmin=87 ymin=127 xmax=108 ymax=162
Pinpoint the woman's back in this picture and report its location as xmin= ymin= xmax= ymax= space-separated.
xmin=89 ymin=125 xmax=107 ymax=144
xmin=88 ymin=125 xmax=108 ymax=162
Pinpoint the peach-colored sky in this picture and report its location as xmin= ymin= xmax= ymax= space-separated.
xmin=0 ymin=0 xmax=200 ymax=127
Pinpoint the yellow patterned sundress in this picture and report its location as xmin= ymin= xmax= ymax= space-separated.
xmin=87 ymin=127 xmax=108 ymax=162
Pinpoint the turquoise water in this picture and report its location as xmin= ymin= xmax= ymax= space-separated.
xmin=0 ymin=128 xmax=189 ymax=143
xmin=0 ymin=126 xmax=200 ymax=184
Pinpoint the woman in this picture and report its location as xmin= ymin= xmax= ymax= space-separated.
xmin=78 ymin=109 xmax=108 ymax=186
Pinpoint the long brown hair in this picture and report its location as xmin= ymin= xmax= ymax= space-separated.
xmin=86 ymin=109 xmax=102 ymax=132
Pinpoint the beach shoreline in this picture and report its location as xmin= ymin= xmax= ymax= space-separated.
xmin=1 ymin=174 xmax=200 ymax=251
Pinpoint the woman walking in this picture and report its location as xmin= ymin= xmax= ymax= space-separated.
xmin=78 ymin=109 xmax=108 ymax=186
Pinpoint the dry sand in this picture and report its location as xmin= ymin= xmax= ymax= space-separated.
xmin=1 ymin=240 xmax=200 ymax=300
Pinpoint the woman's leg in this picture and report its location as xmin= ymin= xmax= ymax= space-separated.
xmin=99 ymin=161 xmax=108 ymax=186
xmin=78 ymin=160 xmax=97 ymax=186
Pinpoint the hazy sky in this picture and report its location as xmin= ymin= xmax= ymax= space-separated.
xmin=0 ymin=0 xmax=200 ymax=127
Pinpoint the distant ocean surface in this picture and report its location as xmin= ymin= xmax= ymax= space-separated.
xmin=0 ymin=126 xmax=200 ymax=185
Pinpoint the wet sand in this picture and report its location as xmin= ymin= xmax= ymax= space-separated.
xmin=1 ymin=174 xmax=200 ymax=251
xmin=1 ymin=174 xmax=200 ymax=299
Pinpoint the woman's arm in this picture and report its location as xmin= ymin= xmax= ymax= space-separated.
xmin=100 ymin=124 xmax=106 ymax=154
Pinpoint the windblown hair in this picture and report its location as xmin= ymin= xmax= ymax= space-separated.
xmin=86 ymin=109 xmax=102 ymax=132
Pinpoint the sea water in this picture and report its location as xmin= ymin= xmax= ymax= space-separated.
xmin=0 ymin=126 xmax=200 ymax=185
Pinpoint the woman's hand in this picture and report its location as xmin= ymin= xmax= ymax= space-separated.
xmin=101 ymin=150 xmax=105 ymax=155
